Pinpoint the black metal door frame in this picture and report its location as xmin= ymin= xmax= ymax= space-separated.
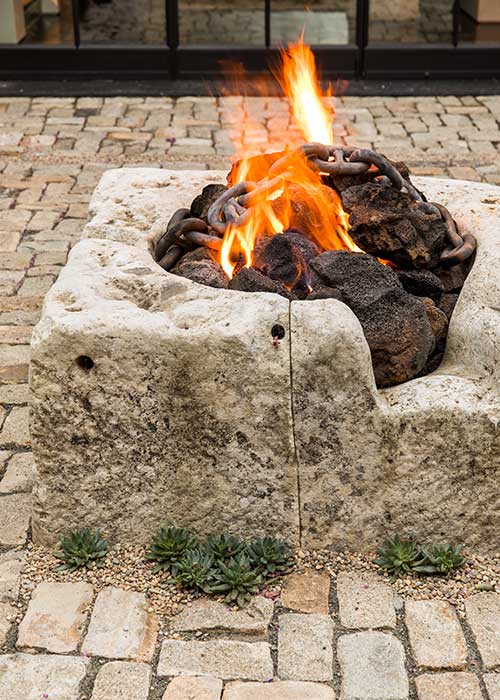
xmin=1 ymin=0 xmax=500 ymax=80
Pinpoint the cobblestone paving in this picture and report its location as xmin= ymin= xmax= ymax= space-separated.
xmin=0 ymin=94 xmax=500 ymax=698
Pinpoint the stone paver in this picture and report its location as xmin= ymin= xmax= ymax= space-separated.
xmin=484 ymin=673 xmax=500 ymax=700
xmin=0 ymin=452 xmax=34 ymax=493
xmin=414 ymin=672 xmax=483 ymax=700
xmin=223 ymin=681 xmax=336 ymax=700
xmin=0 ymin=601 xmax=16 ymax=645
xmin=0 ymin=652 xmax=88 ymax=700
xmin=163 ymin=675 xmax=223 ymax=700
xmin=338 ymin=631 xmax=409 ymax=700
xmin=157 ymin=640 xmax=273 ymax=681
xmin=465 ymin=593 xmax=500 ymax=670
xmin=17 ymin=581 xmax=93 ymax=653
xmin=405 ymin=599 xmax=467 ymax=670
xmin=171 ymin=596 xmax=273 ymax=637
xmin=91 ymin=661 xmax=151 ymax=700
xmin=277 ymin=613 xmax=334 ymax=681
xmin=0 ymin=550 xmax=25 ymax=602
xmin=82 ymin=587 xmax=158 ymax=662
xmin=336 ymin=571 xmax=397 ymax=629
xmin=0 ymin=493 xmax=31 ymax=545
xmin=281 ymin=571 xmax=330 ymax=614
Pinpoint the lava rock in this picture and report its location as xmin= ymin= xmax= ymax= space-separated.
xmin=254 ymin=234 xmax=309 ymax=289
xmin=173 ymin=259 xmax=229 ymax=289
xmin=174 ymin=247 xmax=217 ymax=265
xmin=307 ymin=285 xmax=344 ymax=301
xmin=341 ymin=182 xmax=447 ymax=269
xmin=284 ymin=229 xmax=321 ymax=263
xmin=396 ymin=269 xmax=444 ymax=303
xmin=228 ymin=267 xmax=292 ymax=299
xmin=439 ymin=293 xmax=460 ymax=320
xmin=434 ymin=259 xmax=473 ymax=292
xmin=190 ymin=184 xmax=227 ymax=219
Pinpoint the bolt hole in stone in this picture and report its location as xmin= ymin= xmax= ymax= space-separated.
xmin=272 ymin=324 xmax=286 ymax=340
xmin=76 ymin=356 xmax=95 ymax=371
xmin=152 ymin=42 xmax=476 ymax=389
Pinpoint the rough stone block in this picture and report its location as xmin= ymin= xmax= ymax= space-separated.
xmin=171 ymin=597 xmax=273 ymax=637
xmin=30 ymin=171 xmax=500 ymax=551
xmin=18 ymin=581 xmax=93 ymax=654
xmin=281 ymin=572 xmax=330 ymax=614
xmin=338 ymin=631 xmax=409 ymax=700
xmin=163 ymin=676 xmax=223 ymax=700
xmin=484 ymin=673 xmax=500 ymax=700
xmin=223 ymin=681 xmax=336 ymax=700
xmin=0 ymin=453 xmax=34 ymax=493
xmin=91 ymin=661 xmax=151 ymax=700
xmin=157 ymin=640 xmax=273 ymax=681
xmin=415 ymin=672 xmax=482 ymax=700
xmin=0 ymin=602 xmax=16 ymax=646
xmin=465 ymin=593 xmax=500 ymax=669
xmin=336 ymin=572 xmax=396 ymax=629
xmin=0 ymin=493 xmax=31 ymax=545
xmin=82 ymin=587 xmax=158 ymax=661
xmin=0 ymin=550 xmax=25 ymax=602
xmin=405 ymin=600 xmax=467 ymax=670
xmin=0 ymin=653 xmax=88 ymax=700
xmin=277 ymin=613 xmax=334 ymax=681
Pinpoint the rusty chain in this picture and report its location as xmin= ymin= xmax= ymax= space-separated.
xmin=155 ymin=144 xmax=476 ymax=271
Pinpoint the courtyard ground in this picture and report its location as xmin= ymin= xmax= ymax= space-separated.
xmin=0 ymin=94 xmax=499 ymax=699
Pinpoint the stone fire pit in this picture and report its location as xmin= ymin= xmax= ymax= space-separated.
xmin=30 ymin=169 xmax=500 ymax=550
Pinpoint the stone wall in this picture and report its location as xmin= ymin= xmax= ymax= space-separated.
xmin=29 ymin=170 xmax=500 ymax=550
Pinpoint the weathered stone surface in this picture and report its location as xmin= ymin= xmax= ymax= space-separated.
xmin=465 ymin=593 xmax=500 ymax=669
xmin=0 ymin=653 xmax=88 ymax=700
xmin=414 ymin=672 xmax=482 ymax=700
xmin=157 ymin=640 xmax=273 ymax=681
xmin=336 ymin=572 xmax=396 ymax=629
xmin=31 ymin=170 xmax=299 ymax=547
xmin=82 ymin=587 xmax=158 ymax=661
xmin=484 ymin=673 xmax=500 ymax=700
xmin=281 ymin=572 xmax=330 ymax=614
xmin=0 ymin=602 xmax=16 ymax=645
xmin=278 ymin=613 xmax=334 ymax=681
xmin=0 ymin=550 xmax=25 ymax=602
xmin=18 ymin=581 xmax=93 ymax=653
xmin=171 ymin=596 xmax=273 ymax=636
xmin=405 ymin=600 xmax=467 ymax=669
xmin=338 ymin=631 xmax=409 ymax=700
xmin=91 ymin=661 xmax=151 ymax=700
xmin=0 ymin=453 xmax=34 ymax=493
xmin=223 ymin=681 xmax=336 ymax=700
xmin=0 ymin=493 xmax=31 ymax=545
xmin=163 ymin=676 xmax=223 ymax=700
xmin=30 ymin=173 xmax=500 ymax=552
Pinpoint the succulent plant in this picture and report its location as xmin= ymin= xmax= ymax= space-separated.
xmin=174 ymin=547 xmax=215 ymax=593
xmin=147 ymin=526 xmax=198 ymax=573
xmin=374 ymin=534 xmax=421 ymax=576
xmin=54 ymin=527 xmax=108 ymax=572
xmin=203 ymin=533 xmax=245 ymax=562
xmin=412 ymin=544 xmax=466 ymax=575
xmin=211 ymin=554 xmax=262 ymax=606
xmin=246 ymin=536 xmax=295 ymax=578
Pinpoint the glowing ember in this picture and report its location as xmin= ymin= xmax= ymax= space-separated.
xmin=220 ymin=37 xmax=361 ymax=280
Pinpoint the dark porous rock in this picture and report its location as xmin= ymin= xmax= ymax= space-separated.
xmin=310 ymin=250 xmax=402 ymax=310
xmin=439 ymin=293 xmax=459 ymax=320
xmin=174 ymin=247 xmax=217 ymax=266
xmin=228 ymin=267 xmax=293 ymax=299
xmin=190 ymin=184 xmax=227 ymax=219
xmin=253 ymin=233 xmax=308 ymax=289
xmin=420 ymin=297 xmax=449 ymax=374
xmin=327 ymin=156 xmax=411 ymax=193
xmin=307 ymin=285 xmax=344 ymax=301
xmin=434 ymin=258 xmax=473 ymax=292
xmin=340 ymin=182 xmax=447 ymax=269
xmin=396 ymin=269 xmax=444 ymax=303
xmin=357 ymin=289 xmax=435 ymax=388
xmin=173 ymin=259 xmax=229 ymax=289
xmin=284 ymin=229 xmax=321 ymax=263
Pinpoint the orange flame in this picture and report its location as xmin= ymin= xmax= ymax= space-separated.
xmin=220 ymin=38 xmax=360 ymax=280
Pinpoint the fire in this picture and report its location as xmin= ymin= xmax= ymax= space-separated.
xmin=220 ymin=37 xmax=360 ymax=280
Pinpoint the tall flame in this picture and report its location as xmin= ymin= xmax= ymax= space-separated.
xmin=220 ymin=37 xmax=359 ymax=280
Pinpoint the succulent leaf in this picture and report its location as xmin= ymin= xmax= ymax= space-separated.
xmin=246 ymin=537 xmax=295 ymax=578
xmin=54 ymin=527 xmax=108 ymax=572
xmin=147 ymin=526 xmax=198 ymax=574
